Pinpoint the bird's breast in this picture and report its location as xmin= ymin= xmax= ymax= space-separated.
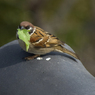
xmin=18 ymin=39 xmax=54 ymax=55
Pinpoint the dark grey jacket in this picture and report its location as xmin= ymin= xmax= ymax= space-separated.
xmin=0 ymin=40 xmax=95 ymax=95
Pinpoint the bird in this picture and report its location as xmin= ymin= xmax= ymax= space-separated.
xmin=16 ymin=21 xmax=79 ymax=60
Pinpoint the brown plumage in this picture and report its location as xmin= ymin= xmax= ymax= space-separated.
xmin=17 ymin=21 xmax=79 ymax=60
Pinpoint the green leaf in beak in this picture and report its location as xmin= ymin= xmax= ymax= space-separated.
xmin=17 ymin=29 xmax=30 ymax=51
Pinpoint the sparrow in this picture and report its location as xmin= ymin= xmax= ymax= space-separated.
xmin=16 ymin=21 xmax=79 ymax=60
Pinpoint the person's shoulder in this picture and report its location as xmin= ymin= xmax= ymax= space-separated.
xmin=0 ymin=40 xmax=95 ymax=95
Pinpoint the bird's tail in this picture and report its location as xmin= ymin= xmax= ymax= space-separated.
xmin=54 ymin=45 xmax=79 ymax=59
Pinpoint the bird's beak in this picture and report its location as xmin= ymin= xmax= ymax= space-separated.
xmin=16 ymin=26 xmax=25 ymax=39
xmin=21 ymin=26 xmax=25 ymax=30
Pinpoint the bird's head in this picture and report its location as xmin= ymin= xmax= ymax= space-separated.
xmin=16 ymin=21 xmax=36 ymax=51
xmin=17 ymin=21 xmax=35 ymax=37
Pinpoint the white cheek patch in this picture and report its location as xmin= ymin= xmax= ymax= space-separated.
xmin=30 ymin=27 xmax=36 ymax=36
xmin=28 ymin=27 xmax=32 ymax=30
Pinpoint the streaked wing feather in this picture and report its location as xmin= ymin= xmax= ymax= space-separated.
xmin=30 ymin=26 xmax=62 ymax=48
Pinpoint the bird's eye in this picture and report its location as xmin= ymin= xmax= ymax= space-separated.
xmin=25 ymin=25 xmax=30 ymax=29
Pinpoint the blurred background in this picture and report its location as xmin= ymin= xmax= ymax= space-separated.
xmin=0 ymin=0 xmax=95 ymax=76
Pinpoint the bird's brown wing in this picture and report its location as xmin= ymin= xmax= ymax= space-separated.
xmin=30 ymin=26 xmax=62 ymax=48
xmin=30 ymin=26 xmax=79 ymax=59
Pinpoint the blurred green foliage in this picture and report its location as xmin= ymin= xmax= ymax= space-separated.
xmin=0 ymin=0 xmax=95 ymax=76
xmin=0 ymin=0 xmax=31 ymax=46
